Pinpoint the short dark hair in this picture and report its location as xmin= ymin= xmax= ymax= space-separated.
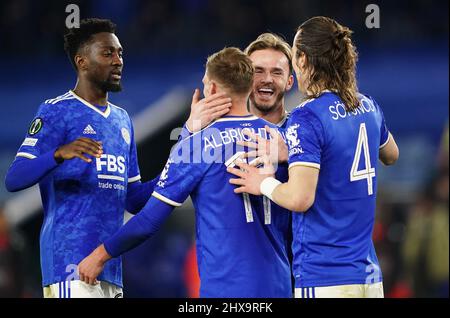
xmin=64 ymin=18 xmax=116 ymax=71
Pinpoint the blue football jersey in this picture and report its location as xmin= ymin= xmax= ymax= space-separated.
xmin=275 ymin=112 xmax=290 ymax=183
xmin=153 ymin=115 xmax=292 ymax=297
xmin=15 ymin=91 xmax=140 ymax=287
xmin=286 ymin=92 xmax=390 ymax=288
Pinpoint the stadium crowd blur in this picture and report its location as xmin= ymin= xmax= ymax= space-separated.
xmin=0 ymin=0 xmax=448 ymax=298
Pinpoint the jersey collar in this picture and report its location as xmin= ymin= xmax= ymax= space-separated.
xmin=69 ymin=90 xmax=111 ymax=118
xmin=276 ymin=111 xmax=289 ymax=127
xmin=215 ymin=115 xmax=259 ymax=123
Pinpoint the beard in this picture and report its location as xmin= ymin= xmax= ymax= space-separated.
xmin=99 ymin=80 xmax=122 ymax=92
xmin=89 ymin=73 xmax=123 ymax=93
xmin=250 ymin=89 xmax=285 ymax=114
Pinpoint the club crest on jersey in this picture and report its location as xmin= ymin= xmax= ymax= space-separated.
xmin=286 ymin=123 xmax=304 ymax=156
xmin=157 ymin=159 xmax=174 ymax=188
xmin=121 ymin=128 xmax=131 ymax=145
xmin=28 ymin=118 xmax=43 ymax=135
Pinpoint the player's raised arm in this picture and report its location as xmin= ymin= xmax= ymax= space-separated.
xmin=237 ymin=125 xmax=289 ymax=163
xmin=228 ymin=160 xmax=319 ymax=212
xmin=184 ymin=89 xmax=232 ymax=133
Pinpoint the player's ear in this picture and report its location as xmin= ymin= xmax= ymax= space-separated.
xmin=286 ymin=74 xmax=295 ymax=91
xmin=75 ymin=54 xmax=88 ymax=72
xmin=210 ymin=82 xmax=217 ymax=95
xmin=298 ymin=53 xmax=307 ymax=73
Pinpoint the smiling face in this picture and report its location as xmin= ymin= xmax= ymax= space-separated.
xmin=248 ymin=48 xmax=293 ymax=114
xmin=79 ymin=32 xmax=124 ymax=92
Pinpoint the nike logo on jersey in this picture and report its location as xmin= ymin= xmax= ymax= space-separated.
xmin=83 ymin=125 xmax=96 ymax=135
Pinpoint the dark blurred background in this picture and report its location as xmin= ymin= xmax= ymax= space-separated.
xmin=0 ymin=0 xmax=448 ymax=298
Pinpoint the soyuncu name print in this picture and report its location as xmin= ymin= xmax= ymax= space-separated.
xmin=328 ymin=96 xmax=376 ymax=120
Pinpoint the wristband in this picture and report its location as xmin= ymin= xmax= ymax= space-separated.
xmin=260 ymin=177 xmax=281 ymax=201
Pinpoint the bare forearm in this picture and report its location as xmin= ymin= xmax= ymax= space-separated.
xmin=262 ymin=166 xmax=319 ymax=213
xmin=272 ymin=181 xmax=312 ymax=212
xmin=92 ymin=244 xmax=112 ymax=264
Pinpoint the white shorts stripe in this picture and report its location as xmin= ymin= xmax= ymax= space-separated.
xmin=44 ymin=280 xmax=123 ymax=298
xmin=295 ymin=282 xmax=384 ymax=298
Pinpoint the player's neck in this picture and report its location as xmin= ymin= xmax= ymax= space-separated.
xmin=226 ymin=97 xmax=252 ymax=117
xmin=73 ymin=80 xmax=108 ymax=106
xmin=249 ymin=101 xmax=286 ymax=125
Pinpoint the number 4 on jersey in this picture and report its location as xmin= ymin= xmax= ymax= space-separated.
xmin=350 ymin=123 xmax=376 ymax=195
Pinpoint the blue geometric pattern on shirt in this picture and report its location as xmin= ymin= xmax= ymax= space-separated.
xmin=16 ymin=91 xmax=140 ymax=287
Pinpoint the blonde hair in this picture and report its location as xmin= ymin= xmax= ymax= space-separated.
xmin=206 ymin=47 xmax=254 ymax=96
xmin=294 ymin=16 xmax=360 ymax=111
xmin=245 ymin=33 xmax=293 ymax=74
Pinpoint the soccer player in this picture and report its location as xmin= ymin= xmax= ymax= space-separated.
xmin=4 ymin=18 xmax=229 ymax=298
xmin=180 ymin=34 xmax=296 ymax=296
xmin=78 ymin=47 xmax=292 ymax=298
xmin=184 ymin=33 xmax=294 ymax=159
xmin=227 ymin=17 xmax=399 ymax=298
xmin=246 ymin=33 xmax=294 ymax=128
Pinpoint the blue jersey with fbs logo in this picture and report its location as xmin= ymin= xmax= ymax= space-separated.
xmin=15 ymin=91 xmax=140 ymax=287
xmin=153 ymin=115 xmax=292 ymax=297
xmin=286 ymin=92 xmax=390 ymax=288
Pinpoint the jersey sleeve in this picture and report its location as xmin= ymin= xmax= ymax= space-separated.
xmin=16 ymin=102 xmax=66 ymax=160
xmin=286 ymin=107 xmax=324 ymax=170
xmin=376 ymin=101 xmax=390 ymax=149
xmin=178 ymin=123 xmax=193 ymax=141
xmin=364 ymin=95 xmax=390 ymax=148
xmin=152 ymin=134 xmax=209 ymax=207
xmin=127 ymin=121 xmax=141 ymax=183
